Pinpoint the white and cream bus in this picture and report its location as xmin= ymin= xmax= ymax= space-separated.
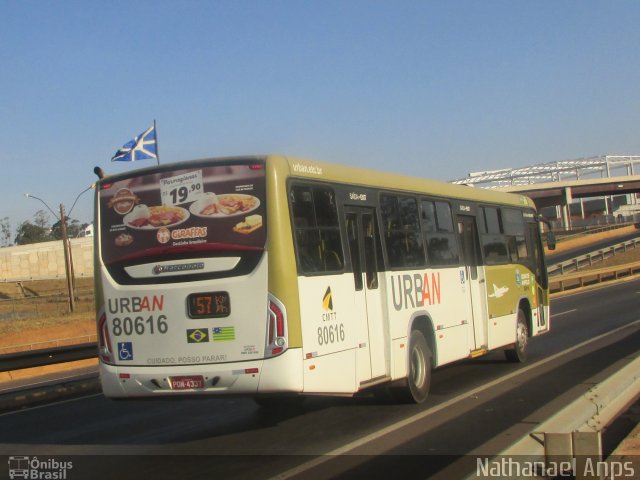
xmin=95 ymin=155 xmax=552 ymax=404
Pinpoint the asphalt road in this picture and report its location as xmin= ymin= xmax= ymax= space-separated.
xmin=1 ymin=279 xmax=639 ymax=480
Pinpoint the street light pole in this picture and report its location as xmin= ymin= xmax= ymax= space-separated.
xmin=24 ymin=193 xmax=81 ymax=313
xmin=68 ymin=184 xmax=94 ymax=218
xmin=23 ymin=193 xmax=58 ymax=221
xmin=24 ymin=186 xmax=94 ymax=313
xmin=65 ymin=184 xmax=95 ymax=293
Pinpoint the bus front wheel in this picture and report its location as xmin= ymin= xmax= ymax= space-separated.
xmin=505 ymin=309 xmax=528 ymax=363
xmin=394 ymin=329 xmax=432 ymax=404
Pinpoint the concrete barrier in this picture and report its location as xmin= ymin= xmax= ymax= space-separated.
xmin=467 ymin=354 xmax=640 ymax=479
xmin=0 ymin=237 xmax=93 ymax=282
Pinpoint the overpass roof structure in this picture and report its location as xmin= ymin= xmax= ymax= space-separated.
xmin=494 ymin=175 xmax=640 ymax=209
xmin=451 ymin=155 xmax=640 ymax=188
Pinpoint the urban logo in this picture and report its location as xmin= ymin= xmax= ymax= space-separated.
xmin=8 ymin=456 xmax=73 ymax=479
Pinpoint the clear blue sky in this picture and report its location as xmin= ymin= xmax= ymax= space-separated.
xmin=2 ymin=1 xmax=640 ymax=239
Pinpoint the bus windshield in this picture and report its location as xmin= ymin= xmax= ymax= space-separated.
xmin=99 ymin=162 xmax=266 ymax=266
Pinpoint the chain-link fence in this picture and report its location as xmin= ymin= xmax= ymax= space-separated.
xmin=0 ymin=278 xmax=95 ymax=321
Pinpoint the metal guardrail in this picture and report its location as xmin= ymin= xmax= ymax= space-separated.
xmin=548 ymin=237 xmax=640 ymax=276
xmin=0 ymin=343 xmax=97 ymax=373
xmin=550 ymin=260 xmax=640 ymax=293
xmin=0 ymin=334 xmax=97 ymax=355
xmin=467 ymin=353 xmax=640 ymax=479
xmin=552 ymin=222 xmax=636 ymax=243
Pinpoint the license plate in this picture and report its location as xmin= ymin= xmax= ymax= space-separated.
xmin=170 ymin=375 xmax=205 ymax=390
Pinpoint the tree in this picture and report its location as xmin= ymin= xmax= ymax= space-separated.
xmin=14 ymin=221 xmax=51 ymax=245
xmin=51 ymin=218 xmax=84 ymax=239
xmin=0 ymin=217 xmax=10 ymax=247
xmin=33 ymin=209 xmax=50 ymax=230
xmin=14 ymin=210 xmax=52 ymax=245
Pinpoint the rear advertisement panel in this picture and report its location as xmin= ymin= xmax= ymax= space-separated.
xmin=99 ymin=163 xmax=266 ymax=266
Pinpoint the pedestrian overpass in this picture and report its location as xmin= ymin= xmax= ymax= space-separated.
xmin=451 ymin=155 xmax=640 ymax=229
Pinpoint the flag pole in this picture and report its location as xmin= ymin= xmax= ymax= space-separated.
xmin=154 ymin=119 xmax=160 ymax=165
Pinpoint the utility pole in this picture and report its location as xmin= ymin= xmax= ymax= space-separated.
xmin=25 ymin=189 xmax=92 ymax=313
xmin=59 ymin=203 xmax=75 ymax=313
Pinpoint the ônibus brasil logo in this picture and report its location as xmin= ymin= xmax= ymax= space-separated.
xmin=8 ymin=456 xmax=73 ymax=479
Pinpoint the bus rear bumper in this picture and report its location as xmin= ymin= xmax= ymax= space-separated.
xmin=100 ymin=348 xmax=303 ymax=398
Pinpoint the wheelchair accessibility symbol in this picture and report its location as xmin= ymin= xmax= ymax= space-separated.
xmin=118 ymin=342 xmax=133 ymax=361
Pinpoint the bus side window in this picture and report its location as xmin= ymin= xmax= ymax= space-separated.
xmin=420 ymin=200 xmax=459 ymax=266
xmin=381 ymin=194 xmax=425 ymax=268
xmin=362 ymin=213 xmax=380 ymax=289
xmin=503 ymin=208 xmax=528 ymax=263
xmin=480 ymin=207 xmax=509 ymax=265
xmin=321 ymin=233 xmax=344 ymax=271
xmin=291 ymin=187 xmax=314 ymax=228
xmin=291 ymin=184 xmax=345 ymax=274
xmin=346 ymin=213 xmax=363 ymax=290
xmin=295 ymin=229 xmax=323 ymax=272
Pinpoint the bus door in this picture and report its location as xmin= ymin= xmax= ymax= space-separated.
xmin=345 ymin=207 xmax=388 ymax=383
xmin=457 ymin=215 xmax=489 ymax=350
xmin=528 ymin=222 xmax=548 ymax=329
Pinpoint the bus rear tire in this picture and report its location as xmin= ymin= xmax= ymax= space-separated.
xmin=505 ymin=309 xmax=528 ymax=363
xmin=394 ymin=329 xmax=432 ymax=404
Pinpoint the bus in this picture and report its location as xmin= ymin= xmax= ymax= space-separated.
xmin=94 ymin=155 xmax=553 ymax=404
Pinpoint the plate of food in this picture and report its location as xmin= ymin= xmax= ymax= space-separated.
xmin=190 ymin=193 xmax=260 ymax=218
xmin=124 ymin=204 xmax=190 ymax=230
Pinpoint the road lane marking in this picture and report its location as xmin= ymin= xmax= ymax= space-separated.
xmin=552 ymin=309 xmax=577 ymax=317
xmin=271 ymin=318 xmax=640 ymax=479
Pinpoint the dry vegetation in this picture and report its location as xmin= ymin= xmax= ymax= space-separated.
xmin=0 ymin=277 xmax=95 ymax=350
xmin=0 ymin=311 xmax=93 ymax=336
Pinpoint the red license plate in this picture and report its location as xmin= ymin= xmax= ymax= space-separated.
xmin=170 ymin=375 xmax=205 ymax=390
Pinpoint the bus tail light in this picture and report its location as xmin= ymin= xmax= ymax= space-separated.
xmin=97 ymin=311 xmax=114 ymax=364
xmin=265 ymin=294 xmax=288 ymax=358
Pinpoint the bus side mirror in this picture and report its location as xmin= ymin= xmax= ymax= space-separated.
xmin=546 ymin=231 xmax=556 ymax=251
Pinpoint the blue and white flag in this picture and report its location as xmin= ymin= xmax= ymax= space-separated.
xmin=111 ymin=124 xmax=158 ymax=162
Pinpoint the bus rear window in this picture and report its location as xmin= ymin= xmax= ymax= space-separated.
xmin=99 ymin=162 xmax=266 ymax=265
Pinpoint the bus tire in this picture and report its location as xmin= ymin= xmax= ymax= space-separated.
xmin=395 ymin=329 xmax=432 ymax=404
xmin=505 ymin=309 xmax=528 ymax=363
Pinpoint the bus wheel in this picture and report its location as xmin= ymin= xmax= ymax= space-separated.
xmin=505 ymin=309 xmax=528 ymax=363
xmin=395 ymin=329 xmax=432 ymax=404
